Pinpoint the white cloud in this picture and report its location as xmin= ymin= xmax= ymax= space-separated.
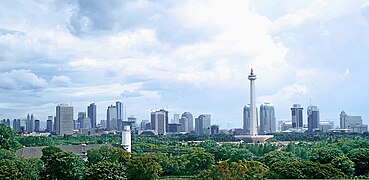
xmin=0 ymin=69 xmax=47 ymax=90
xmin=50 ymin=75 xmax=72 ymax=87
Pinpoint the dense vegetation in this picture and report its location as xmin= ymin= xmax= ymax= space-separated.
xmin=2 ymin=123 xmax=369 ymax=179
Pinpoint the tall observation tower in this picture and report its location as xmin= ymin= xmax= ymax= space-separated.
xmin=248 ymin=69 xmax=257 ymax=136
xmin=235 ymin=68 xmax=273 ymax=143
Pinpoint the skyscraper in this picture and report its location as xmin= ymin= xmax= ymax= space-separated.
xmin=340 ymin=111 xmax=368 ymax=132
xmin=195 ymin=114 xmax=211 ymax=134
xmin=243 ymin=105 xmax=251 ymax=134
xmin=259 ymin=103 xmax=276 ymax=134
xmin=107 ymin=105 xmax=117 ymax=130
xmin=56 ymin=104 xmax=74 ymax=135
xmin=181 ymin=112 xmax=193 ymax=131
xmin=150 ymin=109 xmax=168 ymax=135
xmin=307 ymin=105 xmax=320 ymax=132
xmin=173 ymin=114 xmax=180 ymax=123
xmin=87 ymin=103 xmax=97 ymax=128
xmin=12 ymin=119 xmax=21 ymax=133
xmin=34 ymin=119 xmax=40 ymax=132
xmin=291 ymin=104 xmax=303 ymax=128
xmin=46 ymin=118 xmax=53 ymax=132
xmin=26 ymin=114 xmax=34 ymax=133
xmin=179 ymin=117 xmax=188 ymax=132
xmin=77 ymin=112 xmax=86 ymax=129
xmin=116 ymin=101 xmax=124 ymax=120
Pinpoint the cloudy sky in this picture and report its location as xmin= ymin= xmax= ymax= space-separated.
xmin=1 ymin=0 xmax=369 ymax=129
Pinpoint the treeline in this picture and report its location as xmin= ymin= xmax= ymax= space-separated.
xmin=3 ymin=123 xmax=369 ymax=179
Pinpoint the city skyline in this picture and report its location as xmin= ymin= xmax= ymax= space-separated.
xmin=1 ymin=1 xmax=369 ymax=128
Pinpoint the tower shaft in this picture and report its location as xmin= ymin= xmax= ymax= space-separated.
xmin=248 ymin=69 xmax=257 ymax=136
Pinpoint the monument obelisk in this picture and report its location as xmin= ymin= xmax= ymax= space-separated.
xmin=248 ymin=68 xmax=257 ymax=136
xmin=235 ymin=68 xmax=273 ymax=143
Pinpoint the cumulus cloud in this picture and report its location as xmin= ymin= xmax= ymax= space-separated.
xmin=50 ymin=75 xmax=72 ymax=87
xmin=0 ymin=69 xmax=48 ymax=90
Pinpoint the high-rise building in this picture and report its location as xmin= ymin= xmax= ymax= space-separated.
xmin=77 ymin=112 xmax=86 ymax=129
xmin=87 ymin=103 xmax=97 ymax=128
xmin=181 ymin=112 xmax=193 ymax=131
xmin=179 ymin=117 xmax=188 ymax=132
xmin=210 ymin=124 xmax=219 ymax=135
xmin=195 ymin=114 xmax=211 ymax=134
xmin=150 ymin=109 xmax=168 ymax=135
xmin=291 ymin=104 xmax=303 ymax=128
xmin=26 ymin=114 xmax=34 ymax=133
xmin=107 ymin=105 xmax=117 ymax=130
xmin=243 ymin=105 xmax=251 ymax=134
xmin=172 ymin=114 xmax=180 ymax=123
xmin=259 ymin=103 xmax=276 ymax=134
xmin=56 ymin=104 xmax=74 ymax=135
xmin=34 ymin=119 xmax=40 ymax=132
xmin=340 ymin=111 xmax=368 ymax=133
xmin=116 ymin=101 xmax=124 ymax=120
xmin=46 ymin=119 xmax=53 ymax=132
xmin=307 ymin=105 xmax=320 ymax=132
xmin=12 ymin=119 xmax=21 ymax=133
xmin=140 ymin=120 xmax=149 ymax=130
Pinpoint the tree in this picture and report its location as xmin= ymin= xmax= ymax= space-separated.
xmin=45 ymin=151 xmax=85 ymax=180
xmin=0 ymin=124 xmax=21 ymax=151
xmin=0 ymin=149 xmax=41 ymax=180
xmin=85 ymin=160 xmax=126 ymax=180
xmin=186 ymin=150 xmax=215 ymax=175
xmin=41 ymin=146 xmax=62 ymax=163
xmin=194 ymin=161 xmax=248 ymax=180
xmin=127 ymin=155 xmax=162 ymax=180
xmin=242 ymin=161 xmax=268 ymax=179
xmin=309 ymin=147 xmax=344 ymax=164
xmin=331 ymin=156 xmax=355 ymax=178
xmin=259 ymin=150 xmax=300 ymax=167
xmin=87 ymin=146 xmax=130 ymax=166
xmin=347 ymin=148 xmax=369 ymax=176
xmin=0 ymin=165 xmax=20 ymax=180
xmin=269 ymin=161 xmax=345 ymax=179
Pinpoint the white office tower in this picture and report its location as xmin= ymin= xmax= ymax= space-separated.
xmin=173 ymin=114 xmax=180 ymax=123
xmin=179 ymin=117 xmax=188 ymax=132
xmin=151 ymin=109 xmax=168 ymax=135
xmin=181 ymin=112 xmax=194 ymax=131
xmin=121 ymin=125 xmax=131 ymax=152
xmin=56 ymin=104 xmax=74 ymax=135
xmin=195 ymin=114 xmax=211 ymax=134
xmin=259 ymin=103 xmax=276 ymax=134
xmin=107 ymin=105 xmax=117 ymax=130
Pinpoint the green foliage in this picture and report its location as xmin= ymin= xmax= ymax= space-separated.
xmin=41 ymin=146 xmax=62 ymax=163
xmin=194 ymin=160 xmax=268 ymax=180
xmin=0 ymin=149 xmax=41 ymax=180
xmin=44 ymin=151 xmax=85 ymax=180
xmin=0 ymin=165 xmax=21 ymax=180
xmin=127 ymin=155 xmax=162 ymax=180
xmin=156 ymin=153 xmax=188 ymax=176
xmin=269 ymin=161 xmax=345 ymax=179
xmin=347 ymin=148 xmax=369 ymax=176
xmin=87 ymin=146 xmax=130 ymax=166
xmin=331 ymin=156 xmax=355 ymax=178
xmin=259 ymin=150 xmax=300 ymax=167
xmin=186 ymin=150 xmax=215 ymax=175
xmin=85 ymin=160 xmax=126 ymax=180
xmin=0 ymin=124 xmax=21 ymax=151
xmin=242 ymin=161 xmax=269 ymax=179
xmin=309 ymin=147 xmax=344 ymax=164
